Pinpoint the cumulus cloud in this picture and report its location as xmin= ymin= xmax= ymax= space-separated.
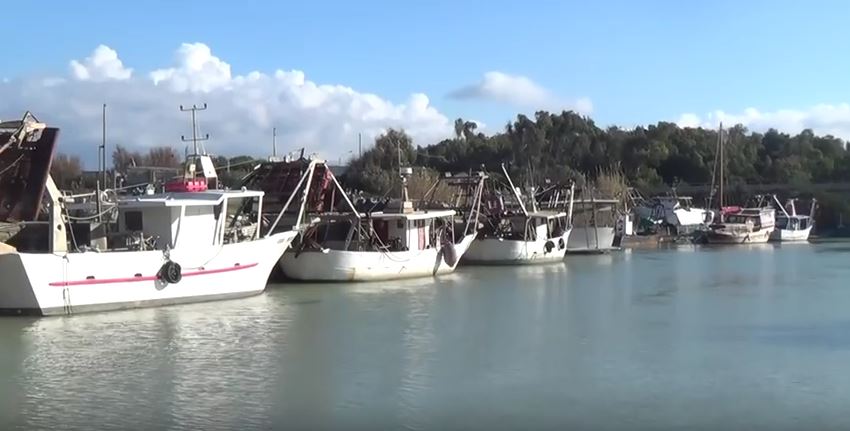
xmin=69 ymin=45 xmax=132 ymax=81
xmin=676 ymin=105 xmax=850 ymax=140
xmin=449 ymin=71 xmax=592 ymax=114
xmin=1 ymin=43 xmax=452 ymax=165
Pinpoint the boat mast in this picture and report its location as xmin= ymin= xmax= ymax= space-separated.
xmin=501 ymin=163 xmax=528 ymax=216
xmin=719 ymin=122 xmax=724 ymax=215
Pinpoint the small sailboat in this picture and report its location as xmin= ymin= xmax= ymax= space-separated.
xmin=0 ymin=112 xmax=302 ymax=316
xmin=769 ymin=195 xmax=815 ymax=242
xmin=463 ymin=165 xmax=574 ymax=265
xmin=705 ymin=124 xmax=775 ymax=244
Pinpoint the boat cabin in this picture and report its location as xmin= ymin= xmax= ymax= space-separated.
xmin=481 ymin=211 xmax=569 ymax=242
xmin=775 ymin=215 xmax=810 ymax=231
xmin=114 ymin=190 xmax=264 ymax=251
xmin=718 ymin=208 xmax=775 ymax=230
xmin=300 ymin=209 xmax=456 ymax=253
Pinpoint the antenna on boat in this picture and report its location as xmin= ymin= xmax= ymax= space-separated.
xmin=177 ymin=103 xmax=218 ymax=189
xmin=180 ymin=103 xmax=209 ymax=156
xmin=100 ymin=103 xmax=108 ymax=190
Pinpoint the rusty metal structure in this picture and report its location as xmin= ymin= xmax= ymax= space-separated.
xmin=0 ymin=112 xmax=59 ymax=222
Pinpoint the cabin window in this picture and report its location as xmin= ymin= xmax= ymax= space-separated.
xmin=125 ymin=211 xmax=143 ymax=231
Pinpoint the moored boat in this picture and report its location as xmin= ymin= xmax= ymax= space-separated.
xmin=769 ymin=195 xmax=815 ymax=242
xmin=463 ymin=165 xmax=574 ymax=265
xmin=245 ymin=157 xmax=487 ymax=281
xmin=0 ymin=112 xmax=302 ymax=316
xmin=706 ymin=207 xmax=775 ymax=244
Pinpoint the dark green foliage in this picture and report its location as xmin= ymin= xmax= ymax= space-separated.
xmin=347 ymin=112 xmax=850 ymax=197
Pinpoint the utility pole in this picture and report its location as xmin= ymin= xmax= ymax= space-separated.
xmin=180 ymin=103 xmax=209 ymax=155
xmin=101 ymin=103 xmax=107 ymax=188
xmin=272 ymin=127 xmax=277 ymax=158
xmin=358 ymin=132 xmax=362 ymax=158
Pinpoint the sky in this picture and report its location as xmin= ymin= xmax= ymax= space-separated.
xmin=3 ymin=0 xmax=850 ymax=166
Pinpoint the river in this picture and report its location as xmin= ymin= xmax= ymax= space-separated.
xmin=2 ymin=242 xmax=850 ymax=430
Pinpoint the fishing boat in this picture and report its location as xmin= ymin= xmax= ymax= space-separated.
xmin=463 ymin=165 xmax=574 ymax=265
xmin=0 ymin=112 xmax=302 ymax=316
xmin=769 ymin=195 xmax=815 ymax=242
xmin=633 ymin=193 xmax=714 ymax=235
xmin=244 ymin=157 xmax=487 ymax=281
xmin=705 ymin=123 xmax=775 ymax=244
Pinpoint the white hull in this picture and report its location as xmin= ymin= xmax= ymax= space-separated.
xmin=463 ymin=230 xmax=571 ymax=265
xmin=280 ymin=234 xmax=476 ymax=281
xmin=769 ymin=226 xmax=812 ymax=242
xmin=706 ymin=228 xmax=771 ymax=244
xmin=567 ymin=227 xmax=616 ymax=252
xmin=0 ymin=232 xmax=297 ymax=316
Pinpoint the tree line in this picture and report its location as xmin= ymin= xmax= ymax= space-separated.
xmin=346 ymin=110 xmax=850 ymax=192
xmin=343 ymin=110 xmax=850 ymax=229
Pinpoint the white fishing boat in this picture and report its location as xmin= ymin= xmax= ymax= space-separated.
xmin=0 ymin=113 xmax=302 ymax=316
xmin=769 ymin=196 xmax=815 ymax=242
xmin=249 ymin=158 xmax=487 ymax=281
xmin=463 ymin=166 xmax=574 ymax=265
xmin=634 ymin=194 xmax=714 ymax=234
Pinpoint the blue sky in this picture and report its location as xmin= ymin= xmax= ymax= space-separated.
xmin=3 ymin=0 xmax=850 ymax=163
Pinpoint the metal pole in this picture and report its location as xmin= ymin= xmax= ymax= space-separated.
xmin=102 ymin=104 xmax=107 ymax=189
xmin=273 ymin=127 xmax=277 ymax=158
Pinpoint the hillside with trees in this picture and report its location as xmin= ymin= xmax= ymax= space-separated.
xmin=344 ymin=110 xmax=850 ymax=229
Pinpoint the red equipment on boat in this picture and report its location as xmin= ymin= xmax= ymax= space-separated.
xmin=164 ymin=177 xmax=208 ymax=192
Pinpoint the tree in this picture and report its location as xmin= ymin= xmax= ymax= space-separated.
xmin=51 ymin=153 xmax=83 ymax=190
xmin=145 ymin=146 xmax=181 ymax=168
xmin=112 ymin=145 xmax=143 ymax=172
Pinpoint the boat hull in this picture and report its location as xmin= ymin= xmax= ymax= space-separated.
xmin=280 ymin=234 xmax=476 ymax=281
xmin=769 ymin=226 xmax=812 ymax=242
xmin=0 ymin=232 xmax=297 ymax=316
xmin=462 ymin=230 xmax=571 ymax=265
xmin=706 ymin=228 xmax=771 ymax=244
xmin=567 ymin=227 xmax=616 ymax=252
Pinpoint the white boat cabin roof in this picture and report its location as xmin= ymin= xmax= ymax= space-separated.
xmin=369 ymin=209 xmax=456 ymax=220
xmin=527 ymin=211 xmax=568 ymax=220
xmin=308 ymin=208 xmax=457 ymax=222
xmin=117 ymin=189 xmax=264 ymax=208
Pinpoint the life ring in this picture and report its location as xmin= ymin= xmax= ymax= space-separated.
xmin=157 ymin=261 xmax=182 ymax=284
xmin=558 ymin=237 xmax=566 ymax=250
xmin=544 ymin=240 xmax=555 ymax=253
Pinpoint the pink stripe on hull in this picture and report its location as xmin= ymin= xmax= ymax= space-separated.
xmin=48 ymin=263 xmax=258 ymax=287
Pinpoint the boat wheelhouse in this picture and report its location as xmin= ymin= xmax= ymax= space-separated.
xmin=566 ymin=197 xmax=619 ymax=253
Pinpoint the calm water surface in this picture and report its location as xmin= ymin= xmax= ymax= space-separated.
xmin=3 ymin=243 xmax=850 ymax=430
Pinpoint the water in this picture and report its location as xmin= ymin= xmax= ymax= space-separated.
xmin=3 ymin=243 xmax=850 ymax=430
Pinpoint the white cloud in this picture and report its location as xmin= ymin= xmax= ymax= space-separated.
xmin=449 ymin=71 xmax=592 ymax=114
xmin=1 ymin=43 xmax=453 ymax=166
xmin=150 ymin=43 xmax=232 ymax=92
xmin=69 ymin=45 xmax=132 ymax=81
xmin=676 ymin=104 xmax=850 ymax=140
